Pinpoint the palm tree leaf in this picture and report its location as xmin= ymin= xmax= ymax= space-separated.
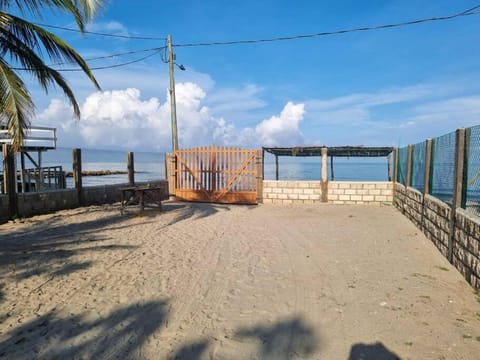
xmin=0 ymin=1 xmax=92 ymax=30
xmin=1 ymin=11 xmax=101 ymax=90
xmin=0 ymin=58 xmax=33 ymax=150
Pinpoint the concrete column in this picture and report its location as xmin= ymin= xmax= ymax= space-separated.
xmin=321 ymin=147 xmax=328 ymax=202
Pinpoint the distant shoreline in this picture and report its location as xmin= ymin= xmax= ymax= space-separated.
xmin=65 ymin=170 xmax=140 ymax=177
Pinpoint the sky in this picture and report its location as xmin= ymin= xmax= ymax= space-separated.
xmin=15 ymin=0 xmax=480 ymax=151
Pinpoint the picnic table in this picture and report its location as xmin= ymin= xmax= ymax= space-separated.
xmin=119 ymin=184 xmax=167 ymax=213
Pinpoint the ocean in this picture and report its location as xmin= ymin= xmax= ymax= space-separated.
xmin=27 ymin=147 xmax=391 ymax=187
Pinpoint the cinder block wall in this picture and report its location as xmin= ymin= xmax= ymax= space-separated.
xmin=262 ymin=181 xmax=323 ymax=205
xmin=328 ymin=181 xmax=393 ymax=205
xmin=454 ymin=210 xmax=480 ymax=287
xmin=394 ymin=183 xmax=480 ymax=288
xmin=0 ymin=194 xmax=10 ymax=223
xmin=10 ymin=180 xmax=168 ymax=220
xmin=17 ymin=189 xmax=78 ymax=217
xmin=262 ymin=180 xmax=393 ymax=205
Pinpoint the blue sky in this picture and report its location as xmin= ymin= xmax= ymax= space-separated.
xmin=21 ymin=0 xmax=480 ymax=150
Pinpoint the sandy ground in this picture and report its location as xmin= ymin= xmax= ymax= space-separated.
xmin=0 ymin=202 xmax=479 ymax=359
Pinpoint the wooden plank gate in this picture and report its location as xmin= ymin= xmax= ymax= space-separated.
xmin=173 ymin=146 xmax=262 ymax=204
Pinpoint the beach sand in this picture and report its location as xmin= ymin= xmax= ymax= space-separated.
xmin=0 ymin=202 xmax=479 ymax=359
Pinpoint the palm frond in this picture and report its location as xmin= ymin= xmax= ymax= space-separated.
xmin=1 ymin=12 xmax=101 ymax=90
xmin=0 ymin=58 xmax=33 ymax=150
xmin=0 ymin=0 xmax=104 ymax=30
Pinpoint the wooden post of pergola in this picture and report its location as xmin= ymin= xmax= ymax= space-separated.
xmin=275 ymin=155 xmax=279 ymax=181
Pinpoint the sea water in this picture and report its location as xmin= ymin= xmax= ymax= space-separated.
xmin=2 ymin=147 xmax=391 ymax=187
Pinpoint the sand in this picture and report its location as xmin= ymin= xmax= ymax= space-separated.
xmin=0 ymin=202 xmax=479 ymax=359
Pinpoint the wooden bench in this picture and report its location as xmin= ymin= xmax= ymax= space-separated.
xmin=119 ymin=184 xmax=168 ymax=213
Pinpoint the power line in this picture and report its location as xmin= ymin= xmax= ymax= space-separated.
xmin=34 ymin=22 xmax=167 ymax=40
xmin=52 ymin=47 xmax=165 ymax=66
xmin=12 ymin=48 xmax=163 ymax=71
xmin=174 ymin=6 xmax=480 ymax=47
xmin=60 ymin=48 xmax=163 ymax=71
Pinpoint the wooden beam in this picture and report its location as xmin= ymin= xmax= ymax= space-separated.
xmin=424 ymin=139 xmax=433 ymax=195
xmin=275 ymin=155 xmax=279 ymax=181
xmin=393 ymin=148 xmax=398 ymax=184
xmin=2 ymin=144 xmax=18 ymax=218
xmin=406 ymin=144 xmax=413 ymax=187
xmin=330 ymin=156 xmax=334 ymax=181
xmin=127 ymin=151 xmax=135 ymax=186
xmin=73 ymin=148 xmax=83 ymax=205
xmin=448 ymin=128 xmax=466 ymax=263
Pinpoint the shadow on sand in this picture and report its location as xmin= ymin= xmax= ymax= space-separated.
xmin=162 ymin=201 xmax=257 ymax=226
xmin=348 ymin=342 xmax=401 ymax=360
xmin=0 ymin=300 xmax=168 ymax=359
xmin=171 ymin=316 xmax=318 ymax=360
xmin=0 ymin=212 xmax=141 ymax=281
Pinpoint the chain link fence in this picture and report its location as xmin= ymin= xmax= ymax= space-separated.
xmin=397 ymin=146 xmax=408 ymax=184
xmin=411 ymin=141 xmax=426 ymax=193
xmin=430 ymin=132 xmax=456 ymax=204
xmin=466 ymin=125 xmax=480 ymax=216
xmin=398 ymin=126 xmax=480 ymax=217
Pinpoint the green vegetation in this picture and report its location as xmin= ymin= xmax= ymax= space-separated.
xmin=0 ymin=0 xmax=103 ymax=150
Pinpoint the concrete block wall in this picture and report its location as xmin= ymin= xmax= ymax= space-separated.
xmin=83 ymin=180 xmax=168 ymax=206
xmin=17 ymin=189 xmax=78 ymax=218
xmin=453 ymin=209 xmax=480 ymax=288
xmin=4 ymin=180 xmax=168 ymax=221
xmin=422 ymin=195 xmax=451 ymax=258
xmin=394 ymin=183 xmax=480 ymax=288
xmin=262 ymin=181 xmax=323 ymax=205
xmin=394 ymin=185 xmax=423 ymax=228
xmin=262 ymin=180 xmax=393 ymax=205
xmin=0 ymin=194 xmax=10 ymax=223
xmin=328 ymin=182 xmax=393 ymax=205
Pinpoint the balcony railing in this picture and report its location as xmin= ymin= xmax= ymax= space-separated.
xmin=0 ymin=126 xmax=57 ymax=149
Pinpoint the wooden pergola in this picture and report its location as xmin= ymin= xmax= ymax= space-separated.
xmin=262 ymin=146 xmax=394 ymax=180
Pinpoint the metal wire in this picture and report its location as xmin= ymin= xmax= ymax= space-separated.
xmin=466 ymin=125 xmax=480 ymax=216
xmin=431 ymin=131 xmax=456 ymax=204
xmin=411 ymin=141 xmax=426 ymax=193
xmin=397 ymin=146 xmax=408 ymax=184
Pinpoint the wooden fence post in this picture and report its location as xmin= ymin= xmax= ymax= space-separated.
xmin=406 ymin=144 xmax=413 ymax=187
xmin=127 ymin=151 xmax=135 ymax=186
xmin=420 ymin=139 xmax=433 ymax=230
xmin=275 ymin=155 xmax=279 ymax=181
xmin=424 ymin=139 xmax=433 ymax=195
xmin=448 ymin=128 xmax=466 ymax=263
xmin=393 ymin=148 xmax=398 ymax=184
xmin=321 ymin=147 xmax=328 ymax=202
xmin=73 ymin=148 xmax=82 ymax=205
xmin=2 ymin=144 xmax=18 ymax=218
xmin=256 ymin=149 xmax=263 ymax=203
xmin=165 ymin=152 xmax=176 ymax=197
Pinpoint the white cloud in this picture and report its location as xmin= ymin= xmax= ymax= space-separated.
xmin=253 ymin=102 xmax=305 ymax=146
xmin=86 ymin=21 xmax=130 ymax=37
xmin=34 ymin=83 xmax=305 ymax=150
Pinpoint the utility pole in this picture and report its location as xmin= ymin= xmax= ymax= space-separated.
xmin=167 ymin=34 xmax=179 ymax=152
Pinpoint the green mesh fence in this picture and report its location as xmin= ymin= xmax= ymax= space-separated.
xmin=397 ymin=146 xmax=408 ymax=184
xmin=411 ymin=141 xmax=426 ymax=193
xmin=431 ymin=132 xmax=456 ymax=204
xmin=466 ymin=125 xmax=480 ymax=216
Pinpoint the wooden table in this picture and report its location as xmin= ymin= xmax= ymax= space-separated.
xmin=119 ymin=185 xmax=167 ymax=212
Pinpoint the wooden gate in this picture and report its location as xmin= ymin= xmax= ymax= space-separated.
xmin=174 ymin=146 xmax=262 ymax=204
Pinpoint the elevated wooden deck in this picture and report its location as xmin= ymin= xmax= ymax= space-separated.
xmin=0 ymin=126 xmax=57 ymax=151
